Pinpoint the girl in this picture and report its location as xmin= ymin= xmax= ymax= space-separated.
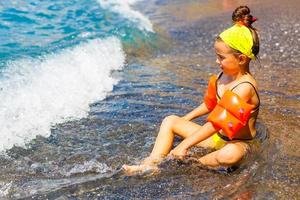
xmin=123 ymin=6 xmax=260 ymax=173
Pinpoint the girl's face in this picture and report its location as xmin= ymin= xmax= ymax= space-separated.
xmin=214 ymin=40 xmax=241 ymax=76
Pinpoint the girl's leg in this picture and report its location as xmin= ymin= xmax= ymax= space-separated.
xmin=199 ymin=141 xmax=249 ymax=167
xmin=147 ymin=115 xmax=216 ymax=162
xmin=149 ymin=115 xmax=200 ymax=159
xmin=123 ymin=115 xmax=214 ymax=173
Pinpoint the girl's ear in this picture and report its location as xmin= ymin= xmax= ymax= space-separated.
xmin=238 ymin=54 xmax=249 ymax=65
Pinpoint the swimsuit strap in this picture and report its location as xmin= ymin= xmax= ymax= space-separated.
xmin=215 ymin=72 xmax=260 ymax=111
xmin=216 ymin=72 xmax=223 ymax=100
xmin=230 ymin=81 xmax=260 ymax=111
xmin=217 ymin=72 xmax=223 ymax=79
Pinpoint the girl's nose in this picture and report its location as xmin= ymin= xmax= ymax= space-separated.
xmin=216 ymin=58 xmax=220 ymax=64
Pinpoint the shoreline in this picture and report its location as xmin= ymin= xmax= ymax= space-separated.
xmin=133 ymin=0 xmax=300 ymax=199
xmin=0 ymin=0 xmax=299 ymax=198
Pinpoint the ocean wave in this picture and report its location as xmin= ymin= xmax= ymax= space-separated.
xmin=97 ymin=0 xmax=153 ymax=32
xmin=0 ymin=37 xmax=125 ymax=152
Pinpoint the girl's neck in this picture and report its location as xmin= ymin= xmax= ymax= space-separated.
xmin=227 ymin=65 xmax=250 ymax=81
xmin=223 ymin=70 xmax=250 ymax=83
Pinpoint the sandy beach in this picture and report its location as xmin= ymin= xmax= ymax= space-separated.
xmin=0 ymin=0 xmax=299 ymax=198
xmin=134 ymin=0 xmax=300 ymax=199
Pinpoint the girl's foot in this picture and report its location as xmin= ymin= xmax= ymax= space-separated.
xmin=122 ymin=164 xmax=159 ymax=175
xmin=122 ymin=155 xmax=163 ymax=175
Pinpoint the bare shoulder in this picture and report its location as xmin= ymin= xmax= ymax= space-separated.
xmin=233 ymin=74 xmax=258 ymax=101
xmin=244 ymin=73 xmax=258 ymax=89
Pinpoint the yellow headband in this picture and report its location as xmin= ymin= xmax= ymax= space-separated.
xmin=219 ymin=24 xmax=255 ymax=60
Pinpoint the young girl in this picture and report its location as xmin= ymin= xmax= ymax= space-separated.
xmin=123 ymin=6 xmax=260 ymax=173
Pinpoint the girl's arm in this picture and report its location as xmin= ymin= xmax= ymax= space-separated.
xmin=170 ymin=122 xmax=217 ymax=156
xmin=171 ymin=82 xmax=256 ymax=156
xmin=183 ymin=74 xmax=218 ymax=121
xmin=182 ymin=103 xmax=210 ymax=121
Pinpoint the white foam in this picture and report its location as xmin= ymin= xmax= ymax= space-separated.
xmin=97 ymin=0 xmax=153 ymax=32
xmin=64 ymin=159 xmax=112 ymax=176
xmin=0 ymin=37 xmax=125 ymax=152
xmin=0 ymin=181 xmax=12 ymax=197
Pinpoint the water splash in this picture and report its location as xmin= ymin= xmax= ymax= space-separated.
xmin=64 ymin=159 xmax=112 ymax=177
xmin=0 ymin=37 xmax=125 ymax=152
xmin=97 ymin=0 xmax=153 ymax=32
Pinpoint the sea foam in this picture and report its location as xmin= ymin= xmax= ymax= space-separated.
xmin=97 ymin=0 xmax=153 ymax=32
xmin=0 ymin=37 xmax=125 ymax=152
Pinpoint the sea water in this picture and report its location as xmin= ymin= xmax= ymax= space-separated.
xmin=0 ymin=0 xmax=282 ymax=199
xmin=0 ymin=0 xmax=157 ymax=197
xmin=0 ymin=0 xmax=152 ymax=151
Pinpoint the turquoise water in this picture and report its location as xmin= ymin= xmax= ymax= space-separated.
xmin=2 ymin=0 xmax=297 ymax=199
xmin=0 ymin=0 xmax=152 ymax=62
xmin=0 ymin=0 xmax=156 ymax=151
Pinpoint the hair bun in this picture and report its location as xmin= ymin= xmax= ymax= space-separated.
xmin=232 ymin=6 xmax=256 ymax=27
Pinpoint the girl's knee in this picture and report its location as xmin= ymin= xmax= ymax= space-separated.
xmin=161 ymin=115 xmax=180 ymax=127
xmin=216 ymin=144 xmax=246 ymax=166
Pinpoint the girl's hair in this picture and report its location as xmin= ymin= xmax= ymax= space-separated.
xmin=232 ymin=6 xmax=260 ymax=57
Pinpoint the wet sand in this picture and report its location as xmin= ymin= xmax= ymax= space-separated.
xmin=135 ymin=0 xmax=300 ymax=199
xmin=0 ymin=0 xmax=298 ymax=198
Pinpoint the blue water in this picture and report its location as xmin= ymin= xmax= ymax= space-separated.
xmin=0 ymin=0 xmax=157 ymax=151
xmin=0 ymin=0 xmax=153 ymax=62
xmin=0 ymin=0 xmax=279 ymax=199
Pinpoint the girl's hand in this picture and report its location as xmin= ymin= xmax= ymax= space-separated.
xmin=169 ymin=145 xmax=188 ymax=158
